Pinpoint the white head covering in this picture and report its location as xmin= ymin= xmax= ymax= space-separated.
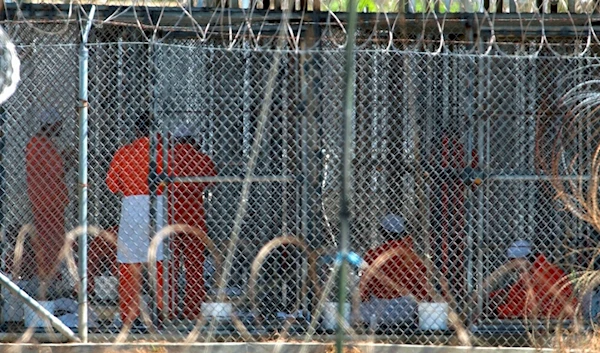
xmin=507 ymin=239 xmax=531 ymax=259
xmin=173 ymin=124 xmax=195 ymax=138
xmin=380 ymin=214 xmax=405 ymax=234
xmin=39 ymin=108 xmax=61 ymax=126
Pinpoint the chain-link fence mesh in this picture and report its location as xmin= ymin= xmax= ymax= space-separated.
xmin=1 ymin=17 xmax=600 ymax=348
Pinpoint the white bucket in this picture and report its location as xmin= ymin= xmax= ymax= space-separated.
xmin=418 ymin=302 xmax=448 ymax=331
xmin=24 ymin=301 xmax=56 ymax=328
xmin=322 ymin=302 xmax=350 ymax=330
xmin=95 ymin=276 xmax=118 ymax=302
xmin=201 ymin=302 xmax=232 ymax=321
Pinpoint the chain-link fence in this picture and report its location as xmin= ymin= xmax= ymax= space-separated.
xmin=0 ymin=17 xmax=600 ymax=348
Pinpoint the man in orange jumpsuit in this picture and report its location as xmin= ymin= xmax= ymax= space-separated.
xmin=168 ymin=125 xmax=216 ymax=320
xmin=26 ymin=108 xmax=70 ymax=294
xmin=361 ymin=214 xmax=430 ymax=302
xmin=106 ymin=115 xmax=165 ymax=331
xmin=486 ymin=240 xmax=577 ymax=319
xmin=358 ymin=214 xmax=431 ymax=328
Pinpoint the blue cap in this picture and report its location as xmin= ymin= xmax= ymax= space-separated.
xmin=507 ymin=240 xmax=531 ymax=259
xmin=380 ymin=214 xmax=405 ymax=234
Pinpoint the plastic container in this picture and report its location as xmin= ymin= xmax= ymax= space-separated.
xmin=95 ymin=276 xmax=118 ymax=302
xmin=322 ymin=301 xmax=350 ymax=330
xmin=418 ymin=302 xmax=448 ymax=331
xmin=24 ymin=301 xmax=55 ymax=328
xmin=201 ymin=302 xmax=232 ymax=321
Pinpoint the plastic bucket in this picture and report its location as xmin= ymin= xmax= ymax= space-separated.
xmin=322 ymin=302 xmax=350 ymax=330
xmin=24 ymin=301 xmax=55 ymax=328
xmin=95 ymin=276 xmax=118 ymax=302
xmin=201 ymin=302 xmax=232 ymax=321
xmin=418 ymin=302 xmax=448 ymax=331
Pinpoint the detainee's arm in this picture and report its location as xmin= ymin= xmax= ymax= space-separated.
xmin=481 ymin=258 xmax=530 ymax=292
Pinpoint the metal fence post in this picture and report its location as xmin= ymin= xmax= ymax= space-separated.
xmin=148 ymin=40 xmax=160 ymax=328
xmin=337 ymin=0 xmax=357 ymax=349
xmin=78 ymin=5 xmax=96 ymax=343
xmin=0 ymin=107 xmax=6 ymax=293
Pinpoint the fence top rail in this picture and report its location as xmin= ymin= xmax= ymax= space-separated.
xmin=3 ymin=5 xmax=600 ymax=33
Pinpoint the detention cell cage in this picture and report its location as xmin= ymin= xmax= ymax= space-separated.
xmin=0 ymin=16 xmax=597 ymax=348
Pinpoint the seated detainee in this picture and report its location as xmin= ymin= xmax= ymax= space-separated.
xmin=361 ymin=214 xmax=430 ymax=302
xmin=357 ymin=215 xmax=432 ymax=328
xmin=484 ymin=240 xmax=577 ymax=319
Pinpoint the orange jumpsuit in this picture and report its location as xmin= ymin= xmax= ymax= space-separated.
xmin=361 ymin=237 xmax=430 ymax=302
xmin=26 ymin=135 xmax=68 ymax=283
xmin=106 ymin=136 xmax=164 ymax=325
xmin=167 ymin=142 xmax=216 ymax=319
xmin=490 ymin=254 xmax=577 ymax=319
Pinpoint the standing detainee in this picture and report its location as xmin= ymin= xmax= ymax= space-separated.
xmin=168 ymin=124 xmax=217 ymax=320
xmin=106 ymin=114 xmax=165 ymax=332
xmin=26 ymin=108 xmax=71 ymax=297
